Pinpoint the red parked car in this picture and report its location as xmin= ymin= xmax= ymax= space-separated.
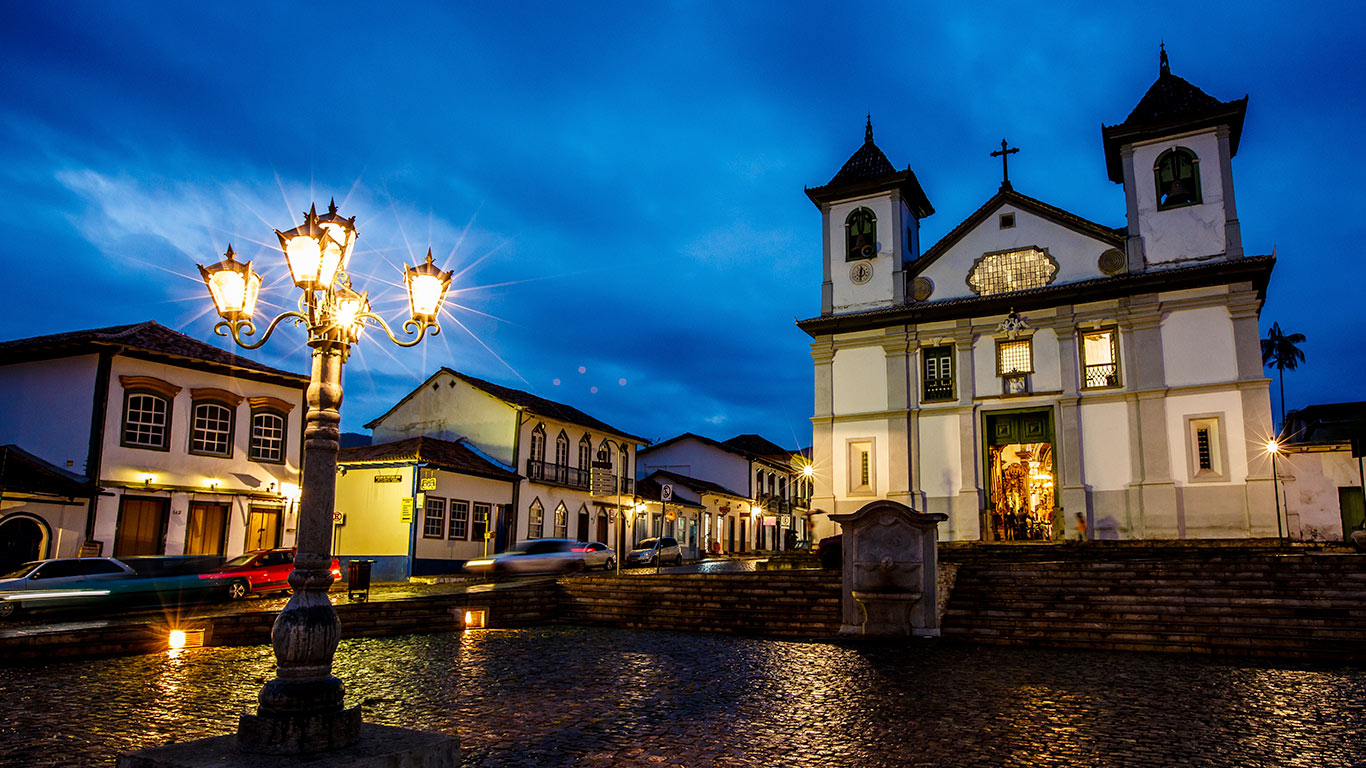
xmin=202 ymin=548 xmax=342 ymax=600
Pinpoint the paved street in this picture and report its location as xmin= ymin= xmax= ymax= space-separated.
xmin=2 ymin=626 xmax=1364 ymax=767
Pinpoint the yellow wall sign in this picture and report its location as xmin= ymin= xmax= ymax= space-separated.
xmin=419 ymin=477 xmax=437 ymax=491
xmin=400 ymin=498 xmax=414 ymax=523
xmin=374 ymin=474 xmax=404 ymax=483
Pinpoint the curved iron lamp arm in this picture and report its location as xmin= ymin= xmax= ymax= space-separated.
xmin=214 ymin=311 xmax=308 ymax=350
xmin=358 ymin=313 xmax=440 ymax=347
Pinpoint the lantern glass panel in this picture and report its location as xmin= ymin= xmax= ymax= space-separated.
xmin=409 ymin=273 xmax=445 ymax=319
xmin=285 ymin=235 xmax=323 ymax=286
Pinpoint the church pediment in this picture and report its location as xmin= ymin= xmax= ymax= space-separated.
xmin=908 ymin=189 xmax=1124 ymax=304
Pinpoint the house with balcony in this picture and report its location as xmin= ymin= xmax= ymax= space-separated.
xmin=636 ymin=433 xmax=812 ymax=552
xmin=0 ymin=321 xmax=307 ymax=561
xmin=364 ymin=368 xmax=647 ymax=554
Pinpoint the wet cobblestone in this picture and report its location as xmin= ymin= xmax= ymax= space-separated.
xmin=1 ymin=627 xmax=1364 ymax=767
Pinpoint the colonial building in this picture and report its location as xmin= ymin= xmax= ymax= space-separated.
xmin=0 ymin=445 xmax=96 ymax=570
xmin=637 ymin=433 xmax=813 ymax=551
xmin=334 ymin=435 xmax=520 ymax=580
xmin=364 ymin=367 xmax=646 ymax=554
xmin=799 ymin=52 xmax=1278 ymax=543
xmin=0 ymin=321 xmax=307 ymax=559
xmin=1279 ymin=403 xmax=1365 ymax=542
xmin=635 ymin=468 xmax=750 ymax=558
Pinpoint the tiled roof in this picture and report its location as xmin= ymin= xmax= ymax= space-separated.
xmin=640 ymin=432 xmax=792 ymax=469
xmin=636 ymin=473 xmax=706 ymax=508
xmin=1101 ymin=54 xmax=1248 ymax=183
xmin=337 ymin=435 xmax=519 ymax=481
xmin=0 ymin=321 xmax=306 ymax=384
xmin=804 ymin=119 xmax=934 ymax=219
xmin=828 ymin=137 xmax=897 ymax=186
xmin=721 ymin=434 xmax=795 ymax=460
xmin=0 ymin=445 xmax=96 ymax=497
xmin=364 ymin=368 xmax=647 ymax=445
xmin=1283 ymin=403 xmax=1366 ymax=447
xmin=642 ymin=468 xmax=747 ymax=500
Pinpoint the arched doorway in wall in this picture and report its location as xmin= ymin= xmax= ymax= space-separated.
xmin=577 ymin=505 xmax=591 ymax=542
xmin=596 ymin=509 xmax=609 ymax=544
xmin=0 ymin=514 xmax=49 ymax=573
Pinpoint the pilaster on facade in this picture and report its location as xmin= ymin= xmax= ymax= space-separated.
xmin=1216 ymin=126 xmax=1243 ymax=258
xmin=1120 ymin=146 xmax=1146 ymax=272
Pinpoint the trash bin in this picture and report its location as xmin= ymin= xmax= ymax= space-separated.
xmin=347 ymin=559 xmax=373 ymax=602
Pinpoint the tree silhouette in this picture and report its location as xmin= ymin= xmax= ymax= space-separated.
xmin=1261 ymin=322 xmax=1306 ymax=431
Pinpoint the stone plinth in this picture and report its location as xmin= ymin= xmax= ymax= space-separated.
xmin=116 ymin=723 xmax=460 ymax=768
xmin=830 ymin=500 xmax=947 ymax=637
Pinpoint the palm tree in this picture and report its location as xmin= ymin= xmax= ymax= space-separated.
xmin=1261 ymin=322 xmax=1306 ymax=430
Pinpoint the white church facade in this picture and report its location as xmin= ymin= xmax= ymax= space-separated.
xmin=801 ymin=52 xmax=1280 ymax=544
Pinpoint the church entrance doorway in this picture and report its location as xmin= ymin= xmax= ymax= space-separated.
xmin=983 ymin=409 xmax=1059 ymax=542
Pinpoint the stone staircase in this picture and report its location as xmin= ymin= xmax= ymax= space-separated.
xmin=942 ymin=553 xmax=1366 ymax=660
xmin=558 ymin=571 xmax=842 ymax=638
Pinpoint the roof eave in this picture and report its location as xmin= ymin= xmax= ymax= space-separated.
xmin=1101 ymin=97 xmax=1249 ymax=183
xmin=805 ymin=170 xmax=934 ymax=218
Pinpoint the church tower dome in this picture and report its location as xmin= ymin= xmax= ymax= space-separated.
xmin=1102 ymin=46 xmax=1249 ymax=269
xmin=805 ymin=117 xmax=934 ymax=317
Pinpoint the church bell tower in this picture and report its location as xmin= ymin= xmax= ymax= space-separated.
xmin=806 ymin=118 xmax=934 ymax=316
xmin=1102 ymin=47 xmax=1249 ymax=269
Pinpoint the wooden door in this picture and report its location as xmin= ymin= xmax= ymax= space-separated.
xmin=245 ymin=506 xmax=282 ymax=551
xmin=115 ymin=497 xmax=168 ymax=556
xmin=185 ymin=502 xmax=229 ymax=556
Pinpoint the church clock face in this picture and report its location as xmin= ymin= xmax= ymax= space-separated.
xmin=849 ymin=261 xmax=873 ymax=285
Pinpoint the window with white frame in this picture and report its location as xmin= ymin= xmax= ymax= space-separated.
xmin=1186 ymin=415 xmax=1227 ymax=481
xmin=530 ymin=424 xmax=546 ymax=463
xmin=527 ymin=499 xmax=544 ymax=539
xmin=578 ymin=435 xmax=592 ymax=469
xmin=847 ymin=439 xmax=875 ymax=495
xmin=423 ymin=496 xmax=446 ymax=538
xmin=472 ymin=503 xmax=491 ymax=541
xmin=449 ymin=500 xmax=469 ymax=540
xmin=554 ymin=502 xmax=568 ymax=538
xmin=190 ymin=401 xmax=234 ymax=456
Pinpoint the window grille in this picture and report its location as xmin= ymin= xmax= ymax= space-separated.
xmin=124 ymin=393 xmax=169 ymax=449
xmin=968 ymin=248 xmax=1058 ymax=296
xmin=249 ymin=411 xmax=285 ymax=461
xmin=449 ymin=500 xmax=469 ymax=540
xmin=1081 ymin=329 xmax=1121 ymax=388
xmin=923 ymin=346 xmax=954 ymax=401
xmin=1196 ymin=428 xmax=1213 ymax=470
xmin=997 ymin=339 xmax=1033 ymax=375
xmin=423 ymin=497 xmax=446 ymax=538
xmin=191 ymin=402 xmax=233 ymax=456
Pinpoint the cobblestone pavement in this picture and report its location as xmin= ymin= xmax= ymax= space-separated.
xmin=2 ymin=626 xmax=1365 ymax=767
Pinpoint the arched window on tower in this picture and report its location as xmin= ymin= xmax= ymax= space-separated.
xmin=845 ymin=207 xmax=877 ymax=261
xmin=1154 ymin=147 xmax=1201 ymax=209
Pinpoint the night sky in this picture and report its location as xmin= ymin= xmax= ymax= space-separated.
xmin=2 ymin=3 xmax=1362 ymax=446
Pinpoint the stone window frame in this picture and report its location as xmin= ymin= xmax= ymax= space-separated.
xmin=1185 ymin=413 xmax=1229 ymax=483
xmin=846 ymin=438 xmax=876 ymax=497
xmin=845 ymin=207 xmax=877 ymax=261
xmin=188 ymin=388 xmax=243 ymax=459
xmin=247 ymin=399 xmax=290 ymax=464
xmin=1154 ymin=146 xmax=1202 ymax=210
xmin=921 ymin=345 xmax=955 ymax=402
xmin=527 ymin=498 xmax=544 ymax=539
xmin=999 ymin=212 xmax=1015 ymax=229
xmin=119 ymin=375 xmax=181 ymax=452
xmin=448 ymin=499 xmax=470 ymax=540
xmin=1079 ymin=326 xmax=1123 ymax=390
xmin=422 ymin=495 xmax=447 ymax=539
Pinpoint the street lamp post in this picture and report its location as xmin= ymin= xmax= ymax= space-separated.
xmin=1266 ymin=439 xmax=1285 ymax=548
xmin=198 ymin=200 xmax=452 ymax=755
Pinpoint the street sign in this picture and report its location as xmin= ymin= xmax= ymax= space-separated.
xmin=661 ymin=484 xmax=673 ymax=502
xmin=666 ymin=509 xmax=676 ymax=522
xmin=400 ymin=498 xmax=413 ymax=522
xmin=333 ymin=509 xmax=346 ymax=526
xmin=419 ymin=477 xmax=437 ymax=491
xmin=590 ymin=460 xmax=615 ymax=496
xmin=780 ymin=514 xmax=791 ymax=526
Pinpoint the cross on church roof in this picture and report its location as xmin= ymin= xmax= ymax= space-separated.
xmin=990 ymin=138 xmax=1019 ymax=190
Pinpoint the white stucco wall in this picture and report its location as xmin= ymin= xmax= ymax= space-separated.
xmin=1281 ymin=449 xmax=1362 ymax=542
xmin=334 ymin=465 xmax=415 ymax=558
xmin=1165 ymin=390 xmax=1249 ymax=485
xmin=917 ymin=413 xmax=961 ymax=498
xmin=1079 ymin=401 xmax=1132 ymax=491
xmin=1132 ymin=130 xmax=1227 ymax=264
xmin=637 ymin=439 xmax=750 ymax=498
xmin=832 ymin=344 xmax=888 ymax=415
xmin=1161 ymin=306 xmax=1237 ymax=386
xmin=413 ymin=470 xmax=515 ymax=561
xmin=831 ymin=420 xmax=890 ymax=502
xmin=916 ymin=203 xmax=1117 ymax=303
xmin=369 ymin=371 xmax=518 ymax=465
xmin=0 ymin=355 xmax=100 ymax=473
xmin=0 ymin=500 xmax=88 ymax=559
xmin=829 ymin=194 xmax=898 ymax=313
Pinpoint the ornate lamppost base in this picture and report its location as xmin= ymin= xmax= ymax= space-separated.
xmin=237 ymin=705 xmax=363 ymax=754
xmin=116 ymin=723 xmax=460 ymax=768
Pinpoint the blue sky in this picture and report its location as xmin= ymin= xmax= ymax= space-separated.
xmin=2 ymin=2 xmax=1362 ymax=446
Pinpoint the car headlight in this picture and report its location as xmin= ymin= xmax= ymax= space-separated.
xmin=466 ymin=559 xmax=495 ymax=568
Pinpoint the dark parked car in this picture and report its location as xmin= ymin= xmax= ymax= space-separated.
xmin=200 ymin=548 xmax=342 ymax=600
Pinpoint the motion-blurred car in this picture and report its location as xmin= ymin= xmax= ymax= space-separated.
xmin=625 ymin=536 xmax=682 ymax=567
xmin=0 ymin=556 xmax=224 ymax=618
xmin=573 ymin=541 xmax=615 ymax=570
xmin=200 ymin=548 xmax=342 ymax=600
xmin=464 ymin=539 xmax=586 ymax=575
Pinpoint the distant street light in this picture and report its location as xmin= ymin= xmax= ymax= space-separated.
xmin=198 ymin=200 xmax=451 ymax=755
xmin=1266 ymin=439 xmax=1285 ymax=548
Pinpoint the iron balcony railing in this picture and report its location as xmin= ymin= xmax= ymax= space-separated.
xmin=1084 ymin=363 xmax=1119 ymax=389
xmin=524 ymin=459 xmax=634 ymax=496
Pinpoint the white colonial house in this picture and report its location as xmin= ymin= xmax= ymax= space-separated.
xmin=364 ymin=367 xmax=647 ymax=555
xmin=800 ymin=51 xmax=1280 ymax=544
xmin=637 ymin=433 xmax=814 ymax=552
xmin=1278 ymin=403 xmax=1365 ymax=543
xmin=634 ymin=468 xmax=752 ymax=558
xmin=333 ymin=435 xmax=520 ymax=581
xmin=0 ymin=321 xmax=307 ymax=561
